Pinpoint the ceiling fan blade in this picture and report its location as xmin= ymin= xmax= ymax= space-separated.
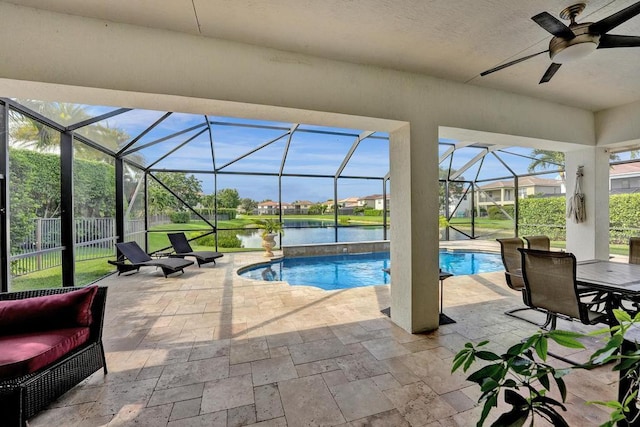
xmin=598 ymin=34 xmax=640 ymax=48
xmin=590 ymin=1 xmax=640 ymax=34
xmin=539 ymin=63 xmax=561 ymax=84
xmin=531 ymin=12 xmax=575 ymax=39
xmin=480 ymin=50 xmax=549 ymax=76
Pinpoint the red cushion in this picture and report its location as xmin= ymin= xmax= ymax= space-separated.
xmin=0 ymin=286 xmax=98 ymax=334
xmin=0 ymin=327 xmax=90 ymax=379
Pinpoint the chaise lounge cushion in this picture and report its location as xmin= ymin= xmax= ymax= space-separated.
xmin=0 ymin=327 xmax=91 ymax=380
xmin=0 ymin=286 xmax=97 ymax=335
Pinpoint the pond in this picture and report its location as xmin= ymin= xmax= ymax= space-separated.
xmin=235 ymin=219 xmax=470 ymax=247
xmin=236 ymin=219 xmax=388 ymax=248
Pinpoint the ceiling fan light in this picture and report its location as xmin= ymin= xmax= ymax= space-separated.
xmin=553 ymin=41 xmax=598 ymax=63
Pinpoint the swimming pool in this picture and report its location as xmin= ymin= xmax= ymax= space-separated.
xmin=238 ymin=250 xmax=504 ymax=291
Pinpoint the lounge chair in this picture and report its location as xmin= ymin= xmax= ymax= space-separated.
xmin=111 ymin=241 xmax=194 ymax=277
xmin=167 ymin=232 xmax=224 ymax=267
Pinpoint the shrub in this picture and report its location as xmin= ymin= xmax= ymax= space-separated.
xmin=216 ymin=230 xmax=242 ymax=248
xmin=192 ymin=230 xmax=242 ymax=248
xmin=363 ymin=209 xmax=382 ymax=216
xmin=169 ymin=211 xmax=190 ymax=223
xmin=487 ymin=205 xmax=514 ymax=220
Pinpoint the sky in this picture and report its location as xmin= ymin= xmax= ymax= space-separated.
xmin=15 ymin=100 xmax=564 ymax=203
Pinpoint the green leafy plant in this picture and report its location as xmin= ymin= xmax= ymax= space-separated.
xmin=586 ymin=309 xmax=640 ymax=427
xmin=454 ymin=309 xmax=640 ymax=427
xmin=252 ymin=218 xmax=284 ymax=237
xmin=452 ymin=329 xmax=583 ymax=426
xmin=439 ymin=215 xmax=449 ymax=228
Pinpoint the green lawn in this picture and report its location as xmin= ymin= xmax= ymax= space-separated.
xmin=10 ymin=215 xmax=629 ymax=292
xmin=11 ymin=257 xmax=113 ymax=291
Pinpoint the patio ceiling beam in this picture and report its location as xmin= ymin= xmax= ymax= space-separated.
xmin=146 ymin=128 xmax=208 ymax=170
xmin=449 ymin=145 xmax=504 ymax=180
xmin=66 ymin=108 xmax=132 ymax=131
xmin=335 ymin=131 xmax=374 ymax=178
xmin=118 ymin=112 xmax=172 ymax=156
xmin=216 ymin=131 xmax=290 ymax=171
xmin=122 ymin=122 xmax=207 ymax=156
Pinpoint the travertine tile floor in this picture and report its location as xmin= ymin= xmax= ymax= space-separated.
xmin=28 ymin=250 xmax=618 ymax=426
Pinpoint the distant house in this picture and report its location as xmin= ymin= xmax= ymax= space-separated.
xmin=610 ymin=163 xmax=640 ymax=194
xmin=291 ymin=200 xmax=315 ymax=214
xmin=358 ymin=194 xmax=390 ymax=210
xmin=257 ymin=201 xmax=292 ymax=215
xmin=477 ymin=177 xmax=563 ymax=208
xmin=339 ymin=197 xmax=359 ymax=208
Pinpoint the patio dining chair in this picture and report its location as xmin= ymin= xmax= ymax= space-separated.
xmin=518 ymin=248 xmax=608 ymax=331
xmin=629 ymin=237 xmax=640 ymax=265
xmin=497 ymin=237 xmax=537 ymax=323
xmin=523 ymin=235 xmax=550 ymax=251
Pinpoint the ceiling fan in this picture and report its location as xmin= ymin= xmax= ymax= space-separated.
xmin=480 ymin=1 xmax=640 ymax=83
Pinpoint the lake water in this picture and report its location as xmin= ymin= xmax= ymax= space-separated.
xmin=236 ymin=219 xmax=388 ymax=248
xmin=236 ymin=219 xmax=468 ymax=247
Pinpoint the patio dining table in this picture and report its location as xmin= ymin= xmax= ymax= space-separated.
xmin=576 ymin=259 xmax=640 ymax=425
xmin=576 ymin=259 xmax=640 ymax=298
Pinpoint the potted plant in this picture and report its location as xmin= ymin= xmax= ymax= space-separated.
xmin=252 ymin=218 xmax=284 ymax=257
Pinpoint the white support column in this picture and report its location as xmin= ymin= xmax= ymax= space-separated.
xmin=389 ymin=123 xmax=440 ymax=333
xmin=565 ymin=147 xmax=610 ymax=261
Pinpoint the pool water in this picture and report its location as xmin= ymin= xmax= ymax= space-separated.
xmin=239 ymin=251 xmax=504 ymax=291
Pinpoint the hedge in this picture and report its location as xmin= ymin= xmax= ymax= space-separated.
xmin=518 ymin=197 xmax=566 ymax=240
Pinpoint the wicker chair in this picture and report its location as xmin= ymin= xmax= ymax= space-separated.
xmin=0 ymin=287 xmax=108 ymax=427
xmin=523 ymin=235 xmax=550 ymax=251
xmin=630 ymin=237 xmax=640 ymax=265
xmin=518 ymin=249 xmax=608 ymax=331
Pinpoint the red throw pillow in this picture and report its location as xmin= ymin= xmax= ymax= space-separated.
xmin=0 ymin=286 xmax=98 ymax=335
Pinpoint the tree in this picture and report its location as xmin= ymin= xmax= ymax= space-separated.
xmin=527 ymin=149 xmax=565 ymax=175
xmin=308 ymin=203 xmax=327 ymax=215
xmin=216 ymin=188 xmax=240 ymax=208
xmin=439 ymin=166 xmax=467 ymax=217
xmin=10 ymin=101 xmax=131 ymax=160
xmin=148 ymin=172 xmax=203 ymax=214
xmin=238 ymin=198 xmax=258 ymax=214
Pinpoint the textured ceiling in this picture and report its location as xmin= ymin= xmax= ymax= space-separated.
xmin=6 ymin=0 xmax=640 ymax=111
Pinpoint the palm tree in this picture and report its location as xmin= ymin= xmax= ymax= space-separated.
xmin=9 ymin=100 xmax=131 ymax=160
xmin=527 ymin=149 xmax=565 ymax=175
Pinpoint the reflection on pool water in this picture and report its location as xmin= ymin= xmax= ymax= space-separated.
xmin=238 ymin=250 xmax=504 ymax=291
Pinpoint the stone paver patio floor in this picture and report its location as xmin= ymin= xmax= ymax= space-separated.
xmin=28 ymin=249 xmax=617 ymax=426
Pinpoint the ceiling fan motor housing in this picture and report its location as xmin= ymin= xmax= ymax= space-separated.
xmin=549 ymin=23 xmax=600 ymax=63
